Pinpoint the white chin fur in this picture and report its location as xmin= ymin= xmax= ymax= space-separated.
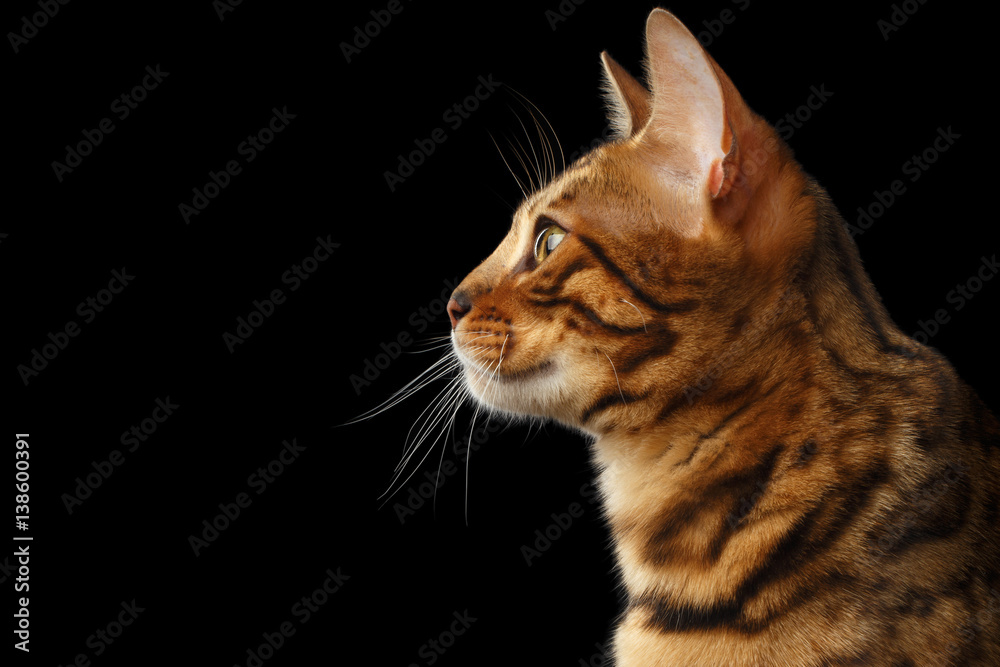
xmin=455 ymin=348 xmax=567 ymax=420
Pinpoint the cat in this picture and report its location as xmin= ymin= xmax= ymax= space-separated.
xmin=432 ymin=8 xmax=999 ymax=666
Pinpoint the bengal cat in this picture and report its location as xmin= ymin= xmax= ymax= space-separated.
xmin=432 ymin=8 xmax=998 ymax=666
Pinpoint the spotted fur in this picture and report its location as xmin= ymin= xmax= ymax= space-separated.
xmin=447 ymin=9 xmax=999 ymax=666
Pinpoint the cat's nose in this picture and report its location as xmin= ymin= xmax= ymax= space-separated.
xmin=447 ymin=292 xmax=472 ymax=329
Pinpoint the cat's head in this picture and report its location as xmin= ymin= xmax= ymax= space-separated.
xmin=448 ymin=9 xmax=812 ymax=436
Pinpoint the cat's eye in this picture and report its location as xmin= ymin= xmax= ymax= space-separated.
xmin=533 ymin=225 xmax=566 ymax=264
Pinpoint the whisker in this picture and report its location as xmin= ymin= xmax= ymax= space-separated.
xmin=466 ymin=334 xmax=509 ymax=524
xmin=354 ymin=324 xmax=507 ymax=509
xmin=508 ymin=134 xmax=538 ymax=194
xmin=345 ymin=352 xmax=460 ymax=425
xmin=485 ymin=184 xmax=518 ymax=214
xmin=396 ymin=373 xmax=466 ymax=473
xmin=489 ymin=132 xmax=530 ymax=199
xmin=380 ymin=402 xmax=457 ymax=505
xmin=406 ymin=340 xmax=455 ymax=354
xmin=602 ymin=350 xmax=627 ymax=406
xmin=619 ymin=298 xmax=648 ymax=333
xmin=433 ymin=383 xmax=472 ymax=514
xmin=510 ymin=110 xmax=544 ymax=191
xmin=507 ymin=85 xmax=566 ymax=176
xmin=382 ymin=374 xmax=468 ymax=500
xmin=525 ymin=106 xmax=553 ymax=187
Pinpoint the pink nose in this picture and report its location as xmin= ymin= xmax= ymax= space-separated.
xmin=447 ymin=295 xmax=470 ymax=329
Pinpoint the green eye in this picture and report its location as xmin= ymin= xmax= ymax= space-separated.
xmin=533 ymin=225 xmax=566 ymax=264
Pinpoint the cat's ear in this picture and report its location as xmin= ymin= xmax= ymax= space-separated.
xmin=642 ymin=9 xmax=737 ymax=200
xmin=600 ymin=51 xmax=651 ymax=140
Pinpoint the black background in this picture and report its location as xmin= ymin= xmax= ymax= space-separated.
xmin=5 ymin=1 xmax=995 ymax=665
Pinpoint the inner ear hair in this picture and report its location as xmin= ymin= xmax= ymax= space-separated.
xmin=600 ymin=51 xmax=651 ymax=140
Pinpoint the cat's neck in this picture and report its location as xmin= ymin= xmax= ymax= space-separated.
xmin=589 ymin=172 xmax=929 ymax=601
xmin=797 ymin=179 xmax=914 ymax=369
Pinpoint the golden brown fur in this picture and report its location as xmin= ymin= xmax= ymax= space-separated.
xmin=445 ymin=9 xmax=999 ymax=666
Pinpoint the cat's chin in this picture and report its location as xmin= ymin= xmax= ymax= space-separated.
xmin=457 ymin=355 xmax=564 ymax=418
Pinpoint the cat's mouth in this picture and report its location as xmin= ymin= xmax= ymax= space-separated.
xmin=460 ymin=356 xmax=555 ymax=384
xmin=458 ymin=354 xmax=560 ymax=416
xmin=492 ymin=359 xmax=555 ymax=383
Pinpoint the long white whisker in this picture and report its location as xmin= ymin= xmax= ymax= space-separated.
xmin=379 ymin=405 xmax=457 ymax=506
xmin=508 ymin=134 xmax=538 ymax=194
xmin=510 ymin=110 xmax=544 ymax=191
xmin=345 ymin=352 xmax=459 ymax=425
xmin=466 ymin=334 xmax=508 ymax=524
xmin=526 ymin=107 xmax=553 ymax=187
xmin=396 ymin=356 xmax=481 ymax=470
xmin=507 ymin=85 xmax=566 ymax=175
xmin=433 ymin=385 xmax=471 ymax=515
xmin=406 ymin=340 xmax=456 ymax=354
xmin=489 ymin=132 xmax=530 ymax=199
xmin=354 ymin=358 xmax=459 ymax=429
xmin=396 ymin=372 xmax=466 ymax=472
xmin=381 ymin=374 xmax=468 ymax=501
